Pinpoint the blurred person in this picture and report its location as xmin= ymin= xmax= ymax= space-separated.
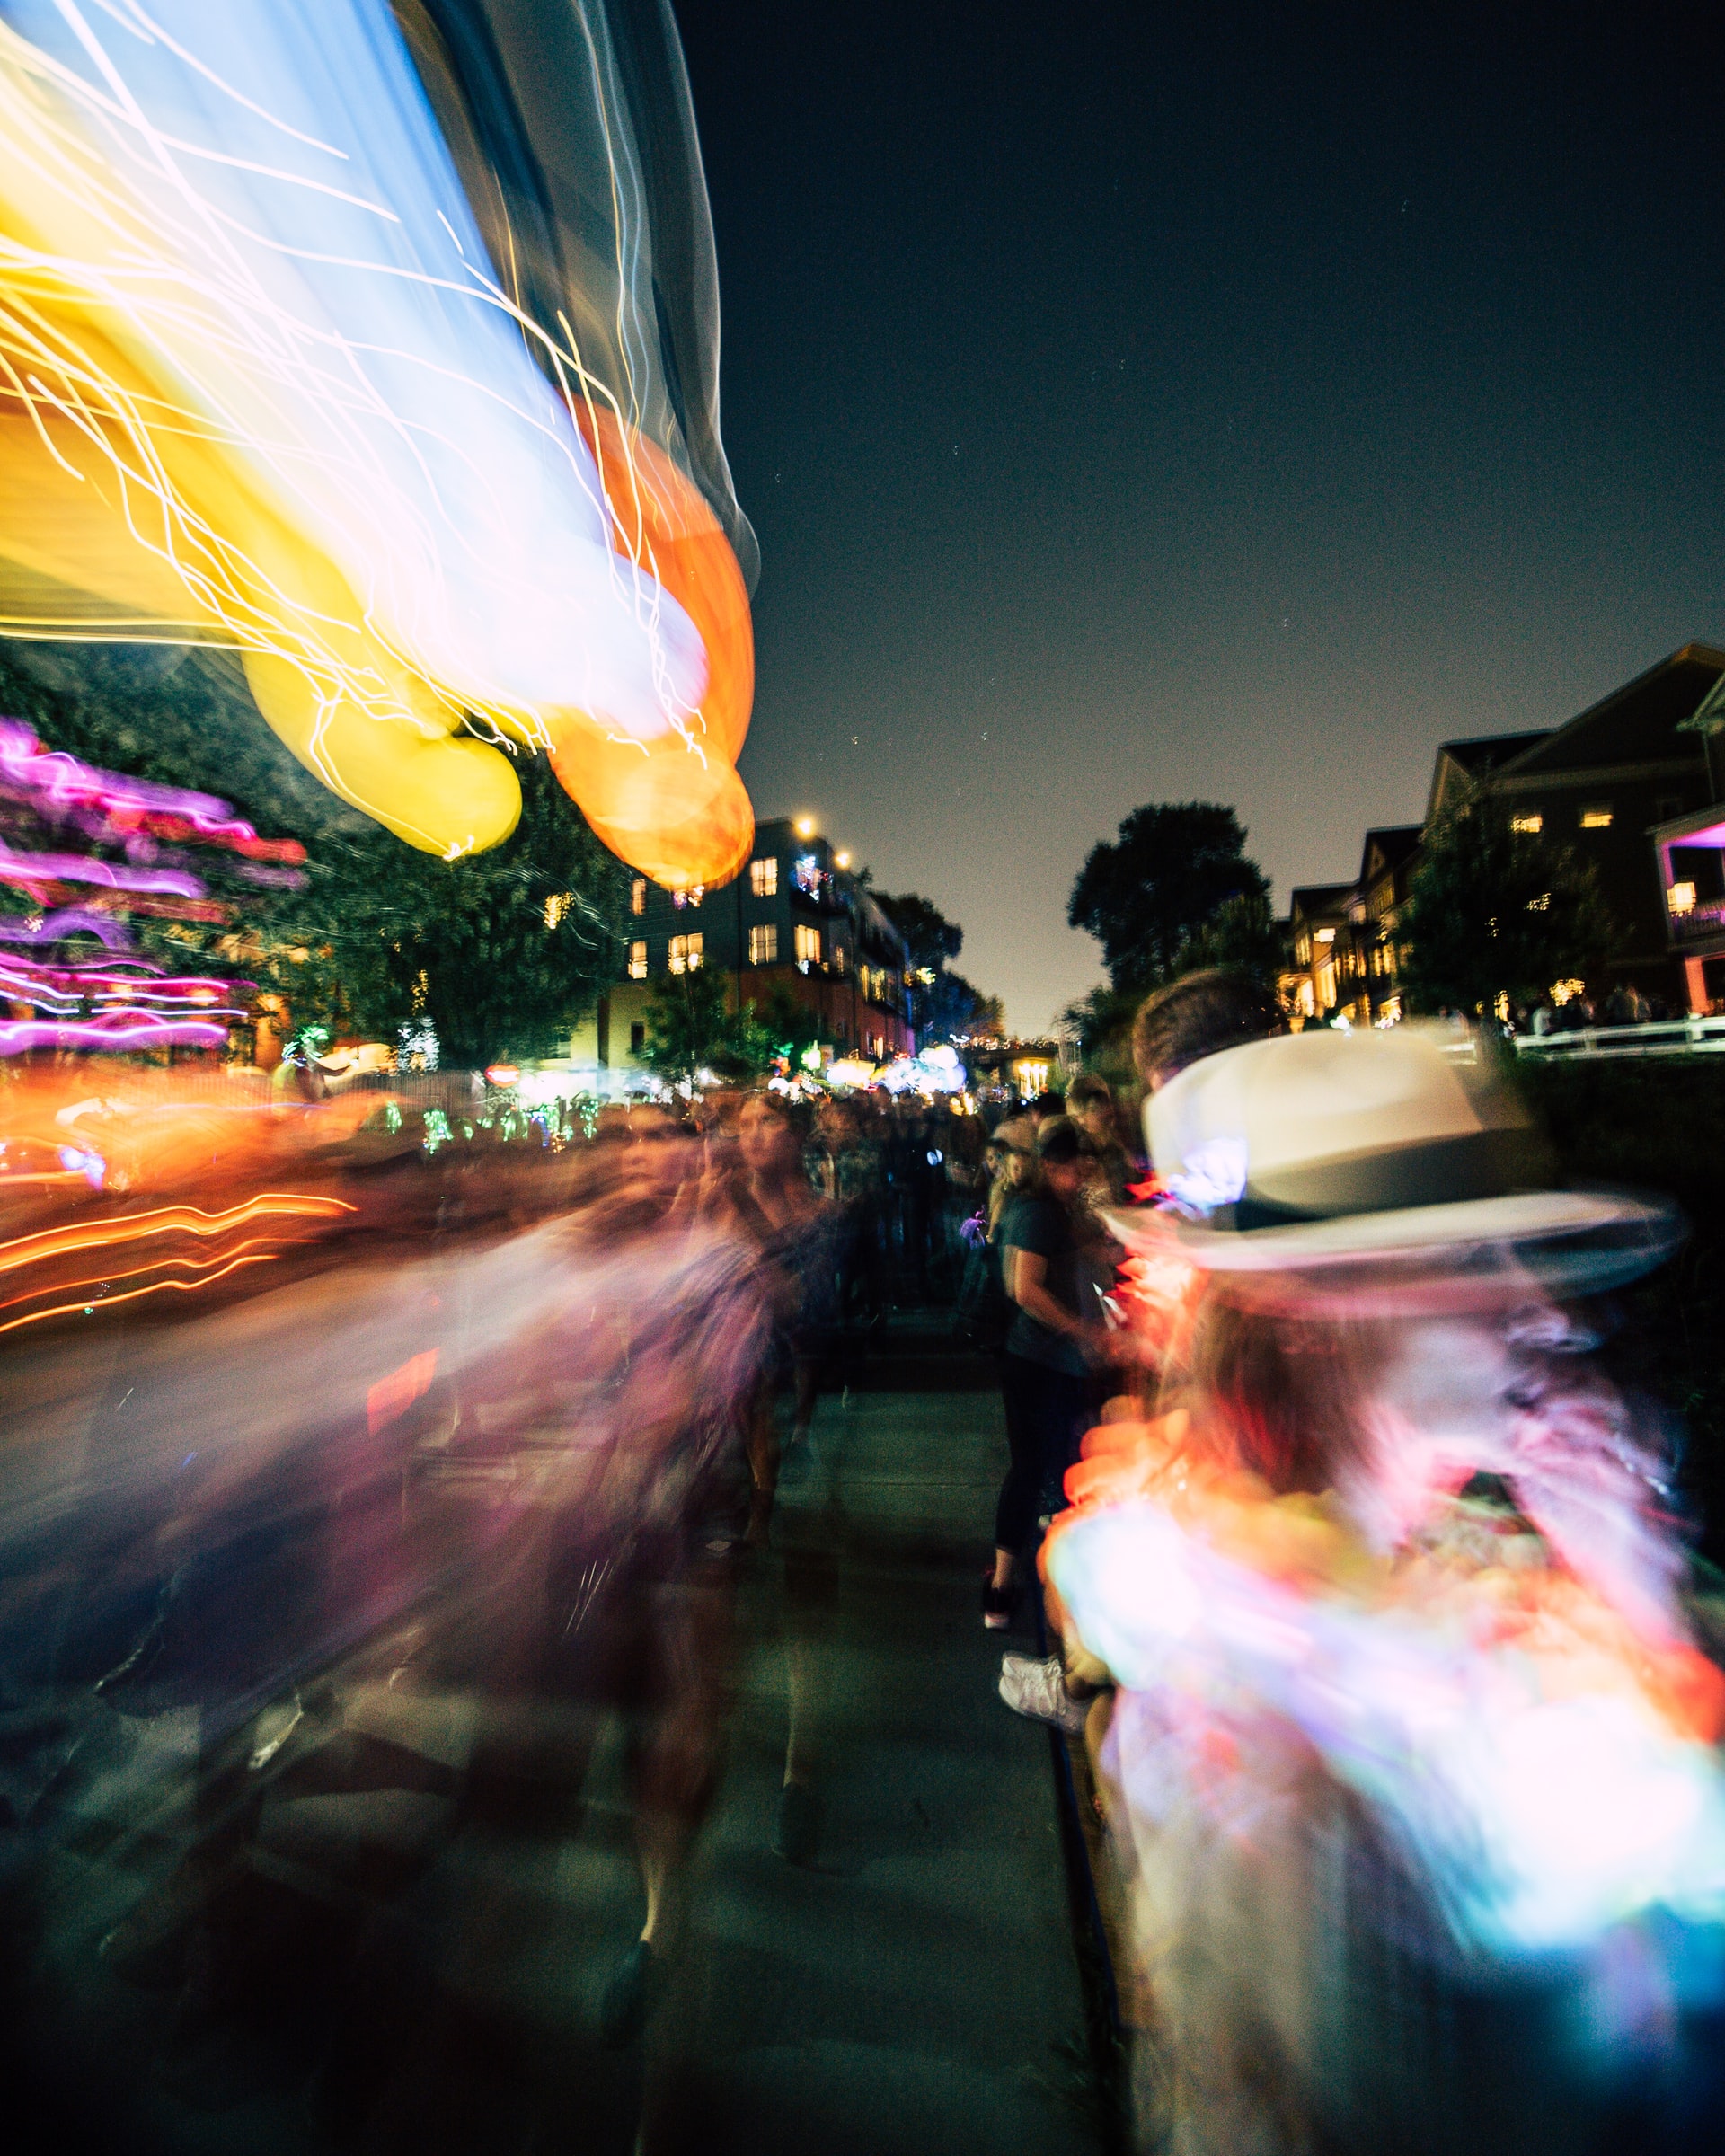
xmin=1132 ymin=967 xmax=1287 ymax=1095
xmin=1066 ymin=1070 xmax=1134 ymax=1204
xmin=1028 ymin=1090 xmax=1065 ymax=1130
xmin=1 ymin=1123 xmax=778 ymax=2113
xmin=702 ymin=1092 xmax=850 ymax=1865
xmin=1044 ymin=1024 xmax=1719 ymax=2155
xmin=953 ymin=1124 xmax=1026 ymax=1357
xmin=983 ymin=1117 xmax=1114 ymax=1629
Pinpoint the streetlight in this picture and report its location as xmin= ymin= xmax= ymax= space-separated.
xmin=794 ymin=816 xmax=816 ymax=838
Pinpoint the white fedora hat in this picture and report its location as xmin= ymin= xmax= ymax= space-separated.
xmin=1114 ymin=1024 xmax=1678 ymax=1288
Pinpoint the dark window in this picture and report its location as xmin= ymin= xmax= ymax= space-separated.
xmin=630 ymin=1021 xmax=645 ymax=1055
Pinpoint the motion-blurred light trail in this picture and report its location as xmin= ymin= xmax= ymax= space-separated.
xmin=0 ymin=1 xmax=755 ymax=886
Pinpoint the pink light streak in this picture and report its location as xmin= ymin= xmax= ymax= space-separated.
xmin=0 ymin=909 xmax=142 ymax=950
xmin=0 ymin=1018 xmax=229 ymax=1056
xmin=0 ymin=842 xmax=207 ymax=899
xmin=0 ymin=720 xmax=305 ymax=863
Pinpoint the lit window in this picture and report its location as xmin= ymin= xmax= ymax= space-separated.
xmin=794 ymin=923 xmax=821 ymax=965
xmin=631 ymin=878 xmax=647 ymax=915
xmin=831 ymin=941 xmax=847 ymax=973
xmin=748 ymin=923 xmax=778 ymax=965
xmin=1314 ymin=927 xmax=1335 ymax=945
xmin=1579 ymin=806 xmax=1613 ymax=830
xmin=544 ymin=892 xmax=570 ymax=929
xmin=1511 ymin=812 xmax=1543 ymax=835
xmin=749 ymin=856 xmax=778 ymax=897
xmin=1526 ymin=892 xmax=1551 ymax=913
xmin=668 ymin=932 xmax=703 ymax=973
xmin=627 ymin=940 xmax=647 ymax=979
xmin=1668 ymin=881 xmax=1697 ymax=917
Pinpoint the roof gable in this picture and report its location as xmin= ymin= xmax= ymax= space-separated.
xmin=1358 ymin=824 xmax=1420 ymax=886
xmin=1288 ymin=882 xmax=1355 ymax=925
xmin=1503 ymin=643 xmax=1724 ymax=778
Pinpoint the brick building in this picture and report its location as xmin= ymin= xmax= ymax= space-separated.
xmin=571 ymin=816 xmax=916 ymax=1081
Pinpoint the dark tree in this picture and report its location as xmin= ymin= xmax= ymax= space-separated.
xmin=872 ymin=890 xmax=963 ymax=973
xmin=919 ymin=968 xmax=1002 ymax=1044
xmin=281 ymin=755 xmax=630 ymax=1069
xmin=1069 ymin=802 xmax=1269 ymax=995
xmin=639 ymin=966 xmax=771 ymax=1085
xmin=1398 ymin=802 xmax=1621 ymax=1016
xmin=1060 ymin=982 xmax=1139 ymax=1063
xmin=1168 ymin=891 xmax=1285 ymax=996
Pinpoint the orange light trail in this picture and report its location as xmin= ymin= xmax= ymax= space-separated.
xmin=0 ymin=1229 xmax=332 ymax=1320
xmin=0 ymin=1190 xmax=355 ymax=1278
xmin=0 ymin=1246 xmax=287 ymax=1337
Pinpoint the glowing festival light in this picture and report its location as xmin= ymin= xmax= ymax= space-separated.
xmin=0 ymin=1017 xmax=228 ymax=1053
xmin=0 ymin=839 xmax=205 ymax=897
xmin=0 ymin=1189 xmax=356 ymax=1262
xmin=0 ymin=717 xmax=304 ymax=858
xmin=0 ymin=0 xmax=756 ymax=888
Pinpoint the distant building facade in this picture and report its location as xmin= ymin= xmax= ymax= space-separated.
xmin=1434 ymin=643 xmax=1723 ymax=1010
xmin=1281 ymin=642 xmax=1725 ymax=1020
xmin=571 ymin=816 xmax=916 ymax=1080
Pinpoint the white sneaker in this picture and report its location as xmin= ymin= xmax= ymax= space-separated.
xmin=998 ymin=1654 xmax=1087 ymax=1736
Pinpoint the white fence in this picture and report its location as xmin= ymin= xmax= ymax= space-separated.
xmin=1514 ymin=1015 xmax=1725 ymax=1060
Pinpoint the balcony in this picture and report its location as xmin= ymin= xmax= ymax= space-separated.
xmin=1656 ymin=811 xmax=1725 ymax=951
xmin=1669 ymin=896 xmax=1725 ymax=947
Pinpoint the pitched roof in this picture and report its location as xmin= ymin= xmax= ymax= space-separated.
xmin=1435 ymin=731 xmax=1553 ymax=776
xmin=1425 ymin=731 xmax=1555 ymax=824
xmin=1502 ymin=642 xmax=1725 ymax=778
xmin=1357 ymin=824 xmax=1421 ymax=886
xmin=1288 ymin=881 xmax=1356 ymax=922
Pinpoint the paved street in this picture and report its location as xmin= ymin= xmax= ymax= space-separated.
xmin=12 ymin=1348 xmax=1096 ymax=2156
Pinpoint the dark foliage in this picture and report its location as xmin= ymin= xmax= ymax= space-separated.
xmin=1399 ymin=800 xmax=1620 ymax=1016
xmin=638 ymin=966 xmax=771 ymax=1084
xmin=872 ymin=888 xmax=1002 ymax=1043
xmin=873 ymin=890 xmax=963 ymax=974
xmin=1517 ymin=1058 xmax=1725 ymax=1565
xmin=1069 ymin=802 xmax=1269 ymax=996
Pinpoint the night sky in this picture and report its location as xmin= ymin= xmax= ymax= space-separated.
xmin=673 ymin=2 xmax=1725 ymax=1034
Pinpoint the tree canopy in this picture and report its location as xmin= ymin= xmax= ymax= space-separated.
xmin=1397 ymin=801 xmax=1621 ymax=1015
xmin=872 ymin=890 xmax=963 ymax=973
xmin=1069 ymin=801 xmax=1269 ymax=996
xmin=871 ymin=888 xmax=1003 ymax=1044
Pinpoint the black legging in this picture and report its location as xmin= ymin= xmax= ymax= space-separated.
xmin=995 ymin=1351 xmax=1091 ymax=1553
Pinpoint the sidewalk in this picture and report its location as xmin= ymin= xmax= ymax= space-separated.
xmin=650 ymin=1381 xmax=1097 ymax=2153
xmin=12 ymin=1348 xmax=1100 ymax=2154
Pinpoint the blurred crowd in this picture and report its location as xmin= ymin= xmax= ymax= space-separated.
xmin=4 ymin=992 xmax=1725 ymax=2155
xmin=0 ymin=1065 xmax=994 ymax=2149
xmin=976 ymin=974 xmax=1725 ymax=2155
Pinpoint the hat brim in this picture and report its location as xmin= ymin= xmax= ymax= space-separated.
xmin=1103 ymin=1188 xmax=1682 ymax=1294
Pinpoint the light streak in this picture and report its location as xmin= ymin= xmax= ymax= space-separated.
xmin=0 ymin=715 xmax=304 ymax=858
xmin=0 ymin=838 xmax=204 ymax=896
xmin=0 ymin=1243 xmax=291 ymax=1334
xmin=0 ymin=906 xmax=137 ymax=946
xmin=0 ymin=1016 xmax=227 ymax=1052
xmin=0 ymin=0 xmax=756 ymax=884
xmin=0 ymin=1188 xmax=353 ymax=1277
